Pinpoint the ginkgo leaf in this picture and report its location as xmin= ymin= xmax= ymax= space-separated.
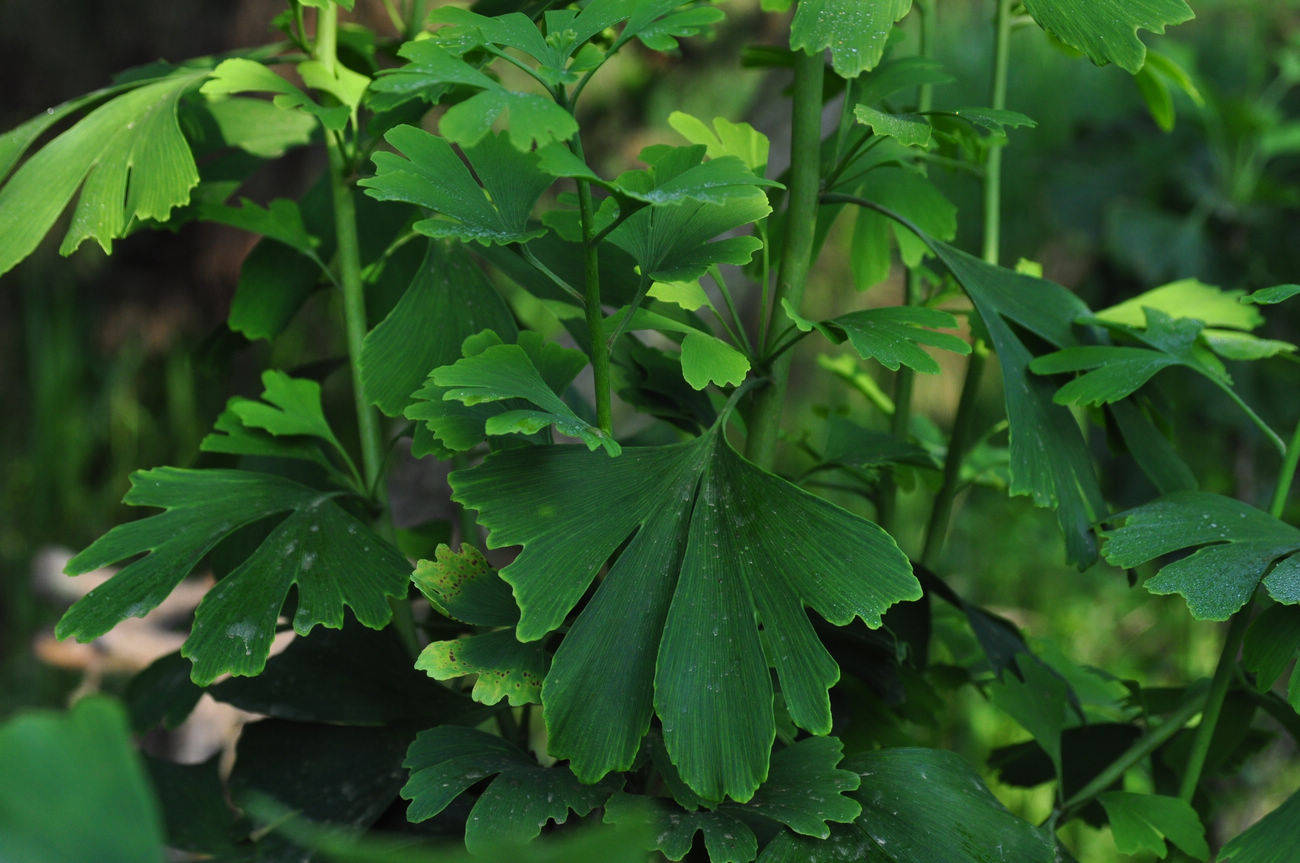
xmin=361 ymin=241 xmax=517 ymax=416
xmin=668 ymin=111 xmax=770 ymax=173
xmin=1096 ymin=278 xmax=1263 ymax=330
xmin=402 ymin=727 xmax=619 ymax=853
xmin=452 ymin=415 xmax=918 ymax=802
xmin=844 ymin=168 xmax=956 ymax=290
xmin=604 ymin=794 xmax=756 ymax=863
xmin=852 ymin=104 xmax=932 ymax=149
xmin=1242 ymin=605 xmax=1300 ymax=692
xmin=199 ymin=408 xmax=348 ymax=486
xmin=1097 ymin=792 xmax=1209 ymax=860
xmin=1219 ymin=786 xmax=1300 ymax=862
xmin=0 ymin=65 xmax=208 ymax=276
xmin=416 ymin=630 xmax=549 ymax=707
xmin=757 ymin=748 xmax=1055 ymax=862
xmin=1021 ymin=0 xmax=1194 ymax=74
xmin=201 ymin=96 xmax=317 ymax=158
xmin=1102 ymin=491 xmax=1300 ymax=619
xmin=987 ymin=655 xmax=1079 ymax=778
xmin=360 ymin=128 xmax=551 ymax=245
xmin=932 ymin=242 xmax=1105 ymax=567
xmin=194 ymin=198 xmax=318 ymax=257
xmin=1243 ymin=284 xmax=1300 ymax=305
xmin=790 ymin=0 xmax=912 ymax=78
xmin=370 ymin=40 xmax=577 ymax=150
xmin=201 ymin=58 xmax=348 ymax=130
xmin=56 ymin=468 xmax=410 ymax=685
xmin=412 ymin=544 xmax=518 ymax=627
xmin=680 ymin=331 xmax=750 ymax=389
xmin=540 ymin=143 xmax=779 ymax=208
xmin=784 ymin=301 xmax=970 ymax=375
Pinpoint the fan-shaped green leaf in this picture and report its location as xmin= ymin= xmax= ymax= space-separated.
xmin=785 ymin=301 xmax=970 ymax=375
xmin=402 ymin=726 xmax=619 ymax=853
xmin=452 ymin=417 xmax=918 ymax=801
xmin=1101 ymin=491 xmax=1300 ymax=619
xmin=194 ymin=197 xmax=317 ymax=256
xmin=361 ymin=128 xmax=551 ymax=245
xmin=845 ymin=168 xmax=956 ymax=290
xmin=853 ymin=104 xmax=932 ymax=148
xmin=56 ymin=468 xmax=410 ymax=684
xmin=680 ymin=331 xmax=750 ymax=389
xmin=201 ymin=58 xmax=348 ymax=130
xmin=790 ymin=0 xmax=913 ymax=78
xmin=1021 ymin=0 xmax=1193 ymax=74
xmin=202 ymin=96 xmax=316 ymax=158
xmin=0 ymin=66 xmax=208 ymax=277
xmin=361 ymin=241 xmax=517 ymax=416
xmin=668 ymin=111 xmax=770 ymax=173
xmin=1219 ymin=786 xmax=1300 ymax=862
xmin=0 ymin=697 xmax=166 ymax=863
xmin=1097 ymin=278 xmax=1262 ymax=330
xmin=605 ymin=794 xmax=756 ymax=863
xmin=1097 ymin=792 xmax=1208 ymax=859
xmin=416 ymin=630 xmax=549 ymax=707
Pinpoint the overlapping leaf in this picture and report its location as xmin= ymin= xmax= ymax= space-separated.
xmin=757 ymin=748 xmax=1055 ymax=862
xmin=402 ymin=727 xmax=619 ymax=853
xmin=1021 ymin=0 xmax=1194 ymax=74
xmin=784 ymin=300 xmax=970 ymax=375
xmin=361 ymin=128 xmax=551 ymax=245
xmin=845 ymin=168 xmax=956 ymax=291
xmin=0 ymin=65 xmax=209 ymax=276
xmin=202 ymin=58 xmax=349 ymax=130
xmin=1097 ymin=792 xmax=1209 ymax=859
xmin=452 ymin=416 xmax=918 ymax=801
xmin=1101 ymin=491 xmax=1300 ymax=620
xmin=540 ymin=142 xmax=779 ymax=207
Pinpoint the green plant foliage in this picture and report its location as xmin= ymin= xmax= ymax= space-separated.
xmin=0 ymin=697 xmax=166 ymax=863
xmin=1242 ymin=605 xmax=1300 ymax=703
xmin=789 ymin=0 xmax=913 ymax=78
xmin=1097 ymin=792 xmax=1209 ymax=859
xmin=1102 ymin=491 xmax=1300 ymax=619
xmin=784 ymin=300 xmax=971 ymax=375
xmin=846 ymin=168 xmax=956 ymax=290
xmin=1218 ymin=786 xmax=1300 ymax=862
xmin=1020 ymin=0 xmax=1195 ymax=73
xmin=452 ymin=417 xmax=918 ymax=801
xmin=403 ymin=726 xmax=619 ymax=853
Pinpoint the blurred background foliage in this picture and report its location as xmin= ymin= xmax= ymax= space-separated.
xmin=3 ymin=1 xmax=1300 ymax=859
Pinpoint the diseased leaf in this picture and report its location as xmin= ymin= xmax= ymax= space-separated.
xmin=56 ymin=468 xmax=410 ymax=685
xmin=0 ymin=697 xmax=166 ymax=863
xmin=0 ymin=66 xmax=208 ymax=276
xmin=413 ymin=544 xmax=518 ymax=626
xmin=1101 ymin=491 xmax=1300 ymax=619
xmin=758 ymin=748 xmax=1055 ymax=862
xmin=416 ymin=629 xmax=549 ymax=707
xmin=1021 ymin=0 xmax=1194 ymax=74
xmin=402 ymin=726 xmax=619 ymax=853
xmin=361 ymin=128 xmax=551 ymax=245
xmin=1098 ymin=792 xmax=1209 ymax=859
xmin=361 ymin=241 xmax=517 ymax=416
xmin=784 ymin=301 xmax=970 ymax=375
xmin=790 ymin=0 xmax=913 ymax=78
xmin=452 ymin=416 xmax=918 ymax=801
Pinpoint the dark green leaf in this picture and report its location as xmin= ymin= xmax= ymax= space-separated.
xmin=1242 ymin=605 xmax=1300 ymax=692
xmin=126 ymin=651 xmax=203 ymax=731
xmin=1020 ymin=0 xmax=1194 ymax=73
xmin=145 ymin=755 xmax=245 ymax=854
xmin=195 ymin=197 xmax=318 ymax=256
xmin=1097 ymin=792 xmax=1209 ymax=859
xmin=785 ymin=301 xmax=970 ymax=375
xmin=604 ymin=793 xmax=756 ymax=863
xmin=790 ymin=0 xmax=913 ymax=78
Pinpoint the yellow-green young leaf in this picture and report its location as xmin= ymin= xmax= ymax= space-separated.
xmin=1220 ymin=788 xmax=1300 ymax=862
xmin=1135 ymin=60 xmax=1176 ymax=131
xmin=0 ymin=67 xmax=208 ymax=277
xmin=790 ymin=0 xmax=913 ymax=78
xmin=0 ymin=697 xmax=166 ymax=863
xmin=360 ymin=128 xmax=551 ymax=246
xmin=416 ymin=630 xmax=548 ymax=706
xmin=412 ymin=544 xmax=518 ymax=627
xmin=758 ymin=748 xmax=1056 ymax=862
xmin=1102 ymin=491 xmax=1300 ymax=620
xmin=56 ymin=468 xmax=410 ymax=685
xmin=299 ymin=0 xmax=356 ymax=9
xmin=1098 ymin=793 xmax=1209 ymax=860
xmin=668 ymin=111 xmax=771 ymax=173
xmin=1095 ymin=278 xmax=1263 ymax=330
xmin=1021 ymin=0 xmax=1194 ymax=74
xmin=452 ymin=418 xmax=918 ymax=802
xmin=649 ymin=278 xmax=712 ymax=312
xmin=680 ymin=331 xmax=749 ymax=389
xmin=298 ymin=58 xmax=370 ymax=114
xmin=201 ymin=58 xmax=349 ymax=130
xmin=202 ymin=96 xmax=316 ymax=158
xmin=361 ymin=241 xmax=517 ymax=417
xmin=402 ymin=727 xmax=619 ymax=854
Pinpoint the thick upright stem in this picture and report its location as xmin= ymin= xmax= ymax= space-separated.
xmin=570 ymin=135 xmax=613 ymax=434
xmin=1178 ymin=417 xmax=1300 ymax=801
xmin=744 ymin=50 xmax=824 ymax=468
xmin=317 ymin=8 xmax=383 ymax=493
xmin=921 ymin=0 xmax=1011 ymax=563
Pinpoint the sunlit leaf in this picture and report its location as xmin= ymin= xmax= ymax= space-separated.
xmin=668 ymin=111 xmax=771 ymax=173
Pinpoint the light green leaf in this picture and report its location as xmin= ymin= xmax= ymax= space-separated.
xmin=452 ymin=419 xmax=918 ymax=801
xmin=0 ymin=67 xmax=208 ymax=276
xmin=402 ymin=726 xmax=618 ymax=853
xmin=1101 ymin=491 xmax=1300 ymax=619
xmin=298 ymin=58 xmax=370 ymax=115
xmin=56 ymin=468 xmax=410 ymax=685
xmin=680 ymin=331 xmax=750 ymax=389
xmin=202 ymin=96 xmax=316 ymax=158
xmin=1220 ymin=787 xmax=1300 ymax=862
xmin=649 ymin=278 xmax=712 ymax=312
xmin=361 ymin=128 xmax=551 ymax=245
xmin=299 ymin=0 xmax=356 ymax=9
xmin=790 ymin=0 xmax=913 ymax=78
xmin=1021 ymin=0 xmax=1194 ymax=74
xmin=412 ymin=544 xmax=518 ymax=627
xmin=1201 ymin=329 xmax=1296 ymax=362
xmin=853 ymin=104 xmax=932 ymax=148
xmin=1096 ymin=279 xmax=1262 ymax=330
xmin=1243 ymin=284 xmax=1300 ymax=305
xmin=758 ymin=748 xmax=1055 ymax=862
xmin=0 ymin=697 xmax=166 ymax=863
xmin=1031 ymin=345 xmax=1183 ymax=406
xmin=786 ymin=301 xmax=970 ymax=375
xmin=201 ymin=58 xmax=348 ymax=130
xmin=932 ymin=242 xmax=1104 ymax=566
xmin=668 ymin=111 xmax=771 ymax=173
xmin=1098 ymin=792 xmax=1209 ymax=860
xmin=613 ymin=144 xmax=780 ymax=206
xmin=416 ymin=630 xmax=548 ymax=707
xmin=361 ymin=241 xmax=517 ymax=416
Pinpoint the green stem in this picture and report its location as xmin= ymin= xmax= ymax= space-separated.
xmin=879 ymin=0 xmax=936 ymax=533
xmin=920 ymin=0 xmax=1011 ymax=562
xmin=571 ymin=134 xmax=613 ymax=434
xmin=744 ymin=49 xmax=824 ymax=468
xmin=1178 ymin=417 xmax=1300 ymax=801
